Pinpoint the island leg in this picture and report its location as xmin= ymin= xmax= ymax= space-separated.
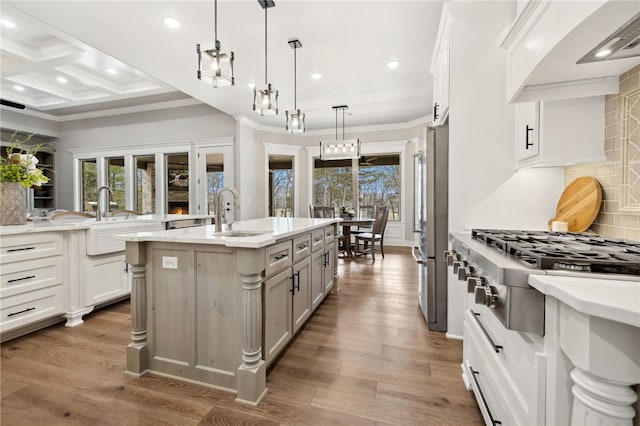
xmin=235 ymin=248 xmax=267 ymax=406
xmin=125 ymin=242 xmax=148 ymax=377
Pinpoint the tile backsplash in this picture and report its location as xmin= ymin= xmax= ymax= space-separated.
xmin=564 ymin=64 xmax=640 ymax=242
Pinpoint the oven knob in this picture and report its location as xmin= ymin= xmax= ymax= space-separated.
xmin=444 ymin=250 xmax=460 ymax=265
xmin=467 ymin=276 xmax=486 ymax=293
xmin=458 ymin=266 xmax=476 ymax=281
xmin=474 ymin=285 xmax=499 ymax=309
xmin=452 ymin=260 xmax=468 ymax=274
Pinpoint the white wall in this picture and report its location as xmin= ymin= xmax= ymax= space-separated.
xmin=447 ymin=2 xmax=564 ymax=232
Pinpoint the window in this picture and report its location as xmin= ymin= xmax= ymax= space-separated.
xmin=206 ymin=153 xmax=225 ymax=215
xmin=269 ymin=155 xmax=294 ymax=217
xmin=166 ymin=153 xmax=189 ymax=214
xmin=358 ymin=155 xmax=401 ymax=220
xmin=81 ymin=158 xmax=97 ymax=212
xmin=106 ymin=157 xmax=125 ymax=210
xmin=313 ymin=153 xmax=401 ymax=221
xmin=135 ymin=155 xmax=155 ymax=214
xmin=313 ymin=158 xmax=353 ymax=212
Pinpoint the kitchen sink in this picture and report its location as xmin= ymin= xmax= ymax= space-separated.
xmin=86 ymin=221 xmax=161 ymax=255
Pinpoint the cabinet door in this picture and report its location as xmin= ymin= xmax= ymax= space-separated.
xmin=515 ymin=102 xmax=539 ymax=161
xmin=323 ymin=244 xmax=335 ymax=294
xmin=292 ymin=257 xmax=311 ymax=334
xmin=263 ymin=268 xmax=293 ymax=365
xmin=310 ymin=250 xmax=325 ymax=311
xmin=85 ymin=254 xmax=128 ymax=306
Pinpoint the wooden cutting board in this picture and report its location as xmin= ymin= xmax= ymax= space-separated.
xmin=549 ymin=177 xmax=602 ymax=232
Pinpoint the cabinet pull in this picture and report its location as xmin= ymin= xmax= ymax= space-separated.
xmin=124 ymin=261 xmax=129 ymax=273
xmin=471 ymin=310 xmax=503 ymax=353
xmin=7 ymin=246 xmax=36 ymax=253
xmin=273 ymin=253 xmax=288 ymax=261
xmin=7 ymin=307 xmax=36 ymax=317
xmin=470 ymin=366 xmax=502 ymax=425
xmin=290 ymin=274 xmax=295 ymax=294
xmin=295 ymin=271 xmax=301 ymax=292
xmin=7 ymin=275 xmax=36 ymax=283
xmin=297 ymin=243 xmax=308 ymax=251
xmin=433 ymin=102 xmax=439 ymax=119
xmin=525 ymin=125 xmax=534 ymax=150
xmin=323 ymin=252 xmax=329 ymax=267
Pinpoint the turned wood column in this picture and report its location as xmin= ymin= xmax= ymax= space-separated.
xmin=235 ymin=247 xmax=267 ymax=406
xmin=125 ymin=241 xmax=148 ymax=377
xmin=570 ymin=368 xmax=637 ymax=426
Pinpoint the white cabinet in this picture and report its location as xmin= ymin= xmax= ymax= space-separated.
xmin=514 ymin=96 xmax=605 ymax=168
xmin=430 ymin=6 xmax=451 ymax=125
xmin=0 ymin=232 xmax=65 ymax=338
xmin=85 ymin=253 xmax=129 ymax=307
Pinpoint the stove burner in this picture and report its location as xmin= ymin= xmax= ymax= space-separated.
xmin=472 ymin=229 xmax=640 ymax=276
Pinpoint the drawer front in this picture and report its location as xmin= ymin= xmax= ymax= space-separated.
xmin=324 ymin=226 xmax=335 ymax=244
xmin=0 ymin=256 xmax=64 ymax=298
xmin=292 ymin=234 xmax=311 ymax=264
xmin=1 ymin=285 xmax=65 ymax=333
xmin=311 ymin=230 xmax=324 ymax=253
xmin=464 ymin=309 xmax=545 ymax=425
xmin=0 ymin=233 xmax=64 ymax=264
xmin=265 ymin=241 xmax=293 ymax=277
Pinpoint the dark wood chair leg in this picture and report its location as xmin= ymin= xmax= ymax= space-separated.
xmin=380 ymin=237 xmax=385 ymax=258
xmin=370 ymin=240 xmax=376 ymax=263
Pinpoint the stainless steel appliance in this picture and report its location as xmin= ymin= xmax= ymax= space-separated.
xmin=412 ymin=124 xmax=449 ymax=332
xmin=448 ymin=229 xmax=640 ymax=334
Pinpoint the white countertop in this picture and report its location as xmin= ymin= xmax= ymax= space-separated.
xmin=529 ymin=275 xmax=640 ymax=328
xmin=117 ymin=217 xmax=341 ymax=248
xmin=0 ymin=214 xmax=211 ymax=236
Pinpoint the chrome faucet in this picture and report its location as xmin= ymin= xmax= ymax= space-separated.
xmin=215 ymin=187 xmax=240 ymax=232
xmin=96 ymin=186 xmax=114 ymax=221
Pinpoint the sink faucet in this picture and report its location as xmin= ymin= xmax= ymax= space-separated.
xmin=96 ymin=186 xmax=114 ymax=221
xmin=215 ymin=187 xmax=240 ymax=232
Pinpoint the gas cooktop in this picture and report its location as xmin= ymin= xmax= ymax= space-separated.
xmin=471 ymin=229 xmax=640 ymax=276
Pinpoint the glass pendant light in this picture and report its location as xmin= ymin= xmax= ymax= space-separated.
xmin=320 ymin=105 xmax=360 ymax=160
xmin=253 ymin=0 xmax=278 ymax=116
xmin=286 ymin=39 xmax=305 ymax=133
xmin=197 ymin=0 xmax=235 ymax=87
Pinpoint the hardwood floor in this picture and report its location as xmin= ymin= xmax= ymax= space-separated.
xmin=1 ymin=248 xmax=482 ymax=425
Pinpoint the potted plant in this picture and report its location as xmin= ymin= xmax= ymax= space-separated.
xmin=0 ymin=132 xmax=50 ymax=225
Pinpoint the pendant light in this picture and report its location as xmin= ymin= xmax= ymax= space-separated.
xmin=197 ymin=0 xmax=235 ymax=87
xmin=286 ymin=39 xmax=305 ymax=133
xmin=320 ymin=105 xmax=361 ymax=160
xmin=253 ymin=0 xmax=278 ymax=116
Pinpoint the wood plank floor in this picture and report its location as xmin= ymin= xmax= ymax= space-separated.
xmin=1 ymin=247 xmax=482 ymax=425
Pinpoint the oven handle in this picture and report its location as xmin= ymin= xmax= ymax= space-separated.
xmin=470 ymin=366 xmax=502 ymax=425
xmin=471 ymin=310 xmax=503 ymax=353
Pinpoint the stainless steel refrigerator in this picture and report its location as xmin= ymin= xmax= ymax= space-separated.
xmin=413 ymin=124 xmax=448 ymax=332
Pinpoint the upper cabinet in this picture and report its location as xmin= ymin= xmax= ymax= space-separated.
xmin=430 ymin=5 xmax=451 ymax=126
xmin=502 ymin=0 xmax=640 ymax=103
xmin=514 ymin=96 xmax=605 ymax=168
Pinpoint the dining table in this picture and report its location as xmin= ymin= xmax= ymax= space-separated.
xmin=339 ymin=218 xmax=375 ymax=259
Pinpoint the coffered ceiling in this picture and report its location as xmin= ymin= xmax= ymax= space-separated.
xmin=2 ymin=1 xmax=444 ymax=131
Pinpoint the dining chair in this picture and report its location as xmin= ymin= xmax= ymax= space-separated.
xmin=354 ymin=205 xmax=389 ymax=263
xmin=309 ymin=205 xmax=335 ymax=218
xmin=351 ymin=205 xmax=375 ymax=236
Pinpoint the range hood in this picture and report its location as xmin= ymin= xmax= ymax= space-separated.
xmin=578 ymin=11 xmax=640 ymax=64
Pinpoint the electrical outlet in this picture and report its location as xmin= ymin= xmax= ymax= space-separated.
xmin=162 ymin=256 xmax=178 ymax=269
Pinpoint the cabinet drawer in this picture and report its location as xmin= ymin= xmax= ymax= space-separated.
xmin=265 ymin=241 xmax=293 ymax=277
xmin=292 ymin=234 xmax=311 ymax=264
xmin=1 ymin=256 xmax=64 ymax=298
xmin=0 ymin=233 xmax=64 ymax=264
xmin=1 ymin=285 xmax=64 ymax=333
xmin=324 ymin=226 xmax=335 ymax=244
xmin=311 ymin=230 xmax=324 ymax=252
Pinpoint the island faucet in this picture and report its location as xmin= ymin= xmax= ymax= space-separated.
xmin=96 ymin=185 xmax=114 ymax=221
xmin=215 ymin=187 xmax=240 ymax=232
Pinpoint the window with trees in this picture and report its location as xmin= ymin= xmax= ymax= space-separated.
xmin=313 ymin=158 xmax=353 ymax=213
xmin=81 ymin=158 xmax=97 ymax=212
xmin=135 ymin=155 xmax=155 ymax=214
xmin=107 ymin=157 xmax=125 ymax=210
xmin=269 ymin=155 xmax=294 ymax=217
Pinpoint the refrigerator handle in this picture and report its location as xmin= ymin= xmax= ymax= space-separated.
xmin=412 ymin=246 xmax=425 ymax=264
xmin=412 ymin=151 xmax=424 ymax=233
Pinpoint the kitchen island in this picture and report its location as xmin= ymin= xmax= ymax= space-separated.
xmin=118 ymin=217 xmax=340 ymax=406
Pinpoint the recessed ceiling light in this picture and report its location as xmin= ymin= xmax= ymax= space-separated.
xmin=0 ymin=19 xmax=16 ymax=29
xmin=14 ymin=85 xmax=24 ymax=92
xmin=595 ymin=48 xmax=612 ymax=58
xmin=311 ymin=73 xmax=322 ymax=80
xmin=248 ymin=82 xmax=257 ymax=89
xmin=57 ymin=76 xmax=68 ymax=83
xmin=387 ymin=61 xmax=400 ymax=69
xmin=106 ymin=68 xmax=117 ymax=75
xmin=163 ymin=17 xmax=181 ymax=29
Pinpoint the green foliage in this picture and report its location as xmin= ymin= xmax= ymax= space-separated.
xmin=0 ymin=131 xmax=51 ymax=188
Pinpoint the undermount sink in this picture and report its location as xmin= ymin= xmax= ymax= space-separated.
xmin=212 ymin=230 xmax=271 ymax=238
xmin=86 ymin=221 xmax=161 ymax=255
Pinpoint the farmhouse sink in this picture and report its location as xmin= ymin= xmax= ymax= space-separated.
xmin=86 ymin=221 xmax=161 ymax=255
